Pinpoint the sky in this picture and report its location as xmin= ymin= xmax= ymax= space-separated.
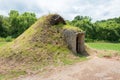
xmin=0 ymin=0 xmax=120 ymax=21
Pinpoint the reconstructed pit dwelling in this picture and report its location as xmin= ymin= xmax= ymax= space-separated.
xmin=0 ymin=14 xmax=87 ymax=62
xmin=50 ymin=14 xmax=86 ymax=55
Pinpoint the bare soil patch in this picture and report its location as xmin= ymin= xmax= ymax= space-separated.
xmin=15 ymin=57 xmax=120 ymax=80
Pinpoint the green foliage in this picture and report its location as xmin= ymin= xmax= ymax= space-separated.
xmin=9 ymin=10 xmax=37 ymax=37
xmin=9 ymin=10 xmax=19 ymax=17
xmin=0 ymin=10 xmax=37 ymax=38
xmin=70 ymin=15 xmax=95 ymax=39
xmin=93 ymin=18 xmax=120 ymax=42
xmin=70 ymin=15 xmax=120 ymax=42
xmin=5 ymin=36 xmax=12 ymax=42
xmin=0 ymin=15 xmax=10 ymax=37
xmin=85 ymin=38 xmax=94 ymax=42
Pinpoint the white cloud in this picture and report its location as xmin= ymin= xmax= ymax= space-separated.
xmin=0 ymin=0 xmax=120 ymax=21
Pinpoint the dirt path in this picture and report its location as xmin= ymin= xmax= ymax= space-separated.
xmin=16 ymin=57 xmax=120 ymax=80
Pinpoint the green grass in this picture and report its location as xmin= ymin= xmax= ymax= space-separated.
xmin=0 ymin=70 xmax=27 ymax=80
xmin=0 ymin=37 xmax=13 ymax=47
xmin=63 ymin=25 xmax=82 ymax=32
xmin=62 ymin=55 xmax=88 ymax=65
xmin=0 ymin=42 xmax=10 ymax=47
xmin=87 ymin=42 xmax=120 ymax=51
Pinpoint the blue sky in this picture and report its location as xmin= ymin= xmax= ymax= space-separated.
xmin=0 ymin=0 xmax=120 ymax=21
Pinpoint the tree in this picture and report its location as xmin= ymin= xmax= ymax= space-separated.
xmin=9 ymin=10 xmax=19 ymax=37
xmin=17 ymin=12 xmax=37 ymax=36
xmin=0 ymin=10 xmax=37 ymax=38
xmin=9 ymin=10 xmax=37 ymax=37
xmin=0 ymin=15 xmax=9 ymax=37
xmin=71 ymin=15 xmax=94 ymax=39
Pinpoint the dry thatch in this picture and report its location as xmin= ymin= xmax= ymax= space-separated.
xmin=47 ymin=14 xmax=66 ymax=25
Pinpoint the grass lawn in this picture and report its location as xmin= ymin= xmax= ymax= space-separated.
xmin=0 ymin=42 xmax=9 ymax=47
xmin=87 ymin=42 xmax=120 ymax=52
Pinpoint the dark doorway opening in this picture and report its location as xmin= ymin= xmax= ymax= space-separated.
xmin=76 ymin=33 xmax=84 ymax=54
xmin=76 ymin=33 xmax=87 ymax=55
xmin=76 ymin=34 xmax=80 ymax=53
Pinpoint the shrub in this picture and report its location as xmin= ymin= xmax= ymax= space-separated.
xmin=5 ymin=36 xmax=12 ymax=42
xmin=85 ymin=38 xmax=94 ymax=42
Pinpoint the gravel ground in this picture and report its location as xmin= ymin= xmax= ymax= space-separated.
xmin=16 ymin=57 xmax=120 ymax=80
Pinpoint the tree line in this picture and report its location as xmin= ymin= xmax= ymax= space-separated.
xmin=0 ymin=10 xmax=37 ymax=38
xmin=0 ymin=10 xmax=120 ymax=42
xmin=68 ymin=16 xmax=120 ymax=42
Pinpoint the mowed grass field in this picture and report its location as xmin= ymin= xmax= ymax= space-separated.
xmin=87 ymin=42 xmax=120 ymax=52
xmin=0 ymin=42 xmax=9 ymax=47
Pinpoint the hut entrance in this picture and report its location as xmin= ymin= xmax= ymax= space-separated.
xmin=76 ymin=34 xmax=80 ymax=53
xmin=76 ymin=33 xmax=85 ymax=54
